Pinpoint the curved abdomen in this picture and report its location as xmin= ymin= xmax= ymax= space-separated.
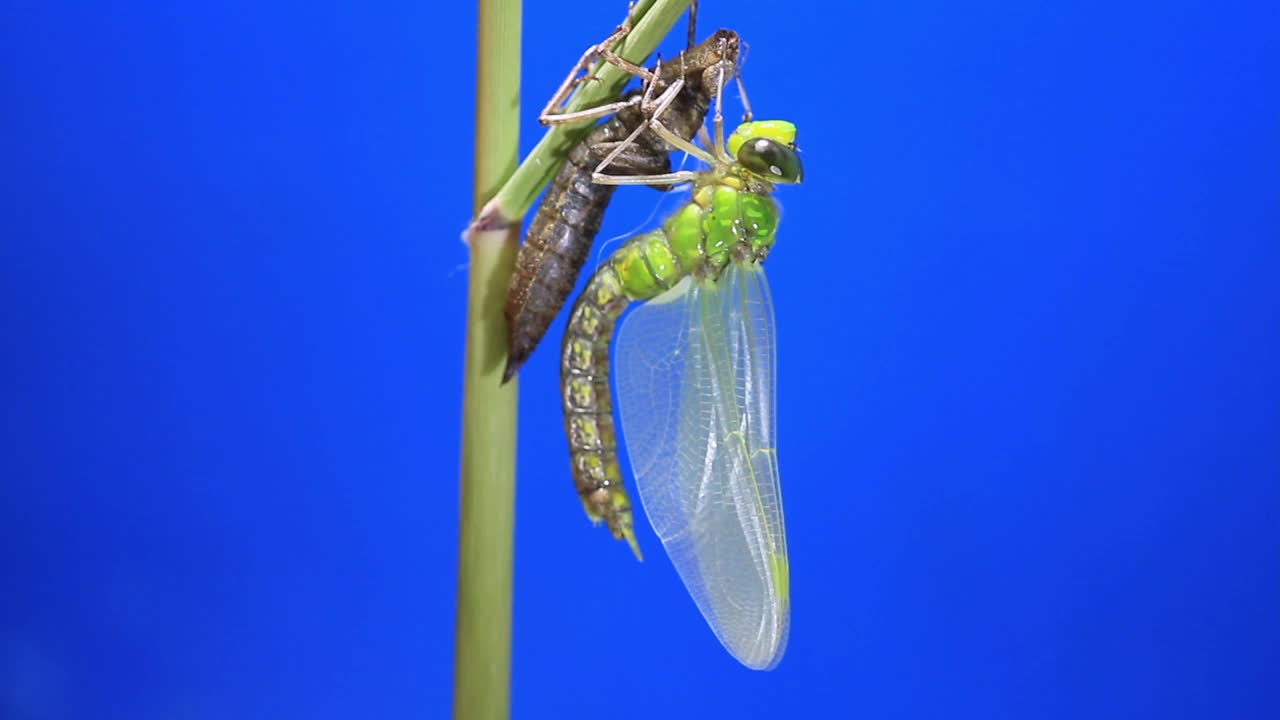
xmin=560 ymin=182 xmax=780 ymax=555
xmin=559 ymin=233 xmax=670 ymax=559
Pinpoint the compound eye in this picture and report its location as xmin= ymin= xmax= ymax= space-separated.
xmin=737 ymin=138 xmax=803 ymax=183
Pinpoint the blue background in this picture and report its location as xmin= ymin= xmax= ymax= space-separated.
xmin=3 ymin=1 xmax=1276 ymax=718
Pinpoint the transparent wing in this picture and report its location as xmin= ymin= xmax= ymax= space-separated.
xmin=616 ymin=263 xmax=789 ymax=670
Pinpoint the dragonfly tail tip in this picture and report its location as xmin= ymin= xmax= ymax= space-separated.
xmin=625 ymin=532 xmax=643 ymax=562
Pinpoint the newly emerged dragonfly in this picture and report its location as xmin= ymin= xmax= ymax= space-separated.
xmin=560 ymin=60 xmax=803 ymax=670
xmin=503 ymin=16 xmax=745 ymax=381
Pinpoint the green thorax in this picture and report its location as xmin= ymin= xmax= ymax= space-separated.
xmin=609 ymin=177 xmax=780 ymax=301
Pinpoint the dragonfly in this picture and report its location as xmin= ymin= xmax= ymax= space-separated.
xmin=503 ymin=15 xmax=745 ymax=382
xmin=559 ymin=56 xmax=803 ymax=669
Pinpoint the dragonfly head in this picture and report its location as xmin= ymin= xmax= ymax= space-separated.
xmin=728 ymin=121 xmax=803 ymax=185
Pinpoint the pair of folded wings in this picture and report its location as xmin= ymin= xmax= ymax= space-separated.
xmin=616 ymin=262 xmax=790 ymax=671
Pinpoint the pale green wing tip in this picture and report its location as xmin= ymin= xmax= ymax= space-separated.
xmin=771 ymin=551 xmax=791 ymax=609
xmin=735 ymin=618 xmax=790 ymax=671
xmin=726 ymin=553 xmax=791 ymax=671
xmin=745 ymin=643 xmax=788 ymax=671
xmin=727 ymin=622 xmax=790 ymax=671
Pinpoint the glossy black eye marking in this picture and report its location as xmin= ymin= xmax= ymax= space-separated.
xmin=738 ymin=138 xmax=803 ymax=183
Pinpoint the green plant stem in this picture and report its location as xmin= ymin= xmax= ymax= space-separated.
xmin=455 ymin=0 xmax=520 ymax=718
xmin=455 ymin=2 xmax=689 ymax=717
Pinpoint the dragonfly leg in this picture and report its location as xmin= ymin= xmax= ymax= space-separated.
xmin=587 ymin=76 xmax=679 ymax=176
xmin=638 ymin=55 xmax=667 ymax=110
xmin=539 ymin=22 xmax=629 ymax=124
xmin=538 ymin=13 xmax=657 ymax=127
xmin=687 ymin=0 xmax=698 ymax=51
xmin=588 ymin=76 xmax=708 ymax=185
xmin=590 ymin=113 xmax=658 ymax=180
xmin=641 ymin=79 xmax=718 ymax=165
xmin=732 ymin=32 xmax=753 ymax=122
xmin=591 ymin=75 xmax=715 ymax=185
xmin=595 ymin=47 xmax=656 ymax=87
xmin=591 ymin=168 xmax=700 ymax=187
xmin=712 ymin=65 xmax=734 ymax=163
xmin=697 ymin=125 xmax=713 ymax=150
xmin=589 ymin=139 xmax=671 ymax=178
xmin=736 ymin=72 xmax=754 ymax=123
xmin=541 ymin=95 xmax=642 ymax=127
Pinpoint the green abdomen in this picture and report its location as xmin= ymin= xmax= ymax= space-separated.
xmin=559 ymin=181 xmax=780 ymax=554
